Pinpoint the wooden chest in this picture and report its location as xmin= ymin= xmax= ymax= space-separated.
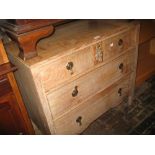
xmin=5 ymin=20 xmax=139 ymax=134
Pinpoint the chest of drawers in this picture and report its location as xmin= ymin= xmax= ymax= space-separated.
xmin=5 ymin=20 xmax=140 ymax=134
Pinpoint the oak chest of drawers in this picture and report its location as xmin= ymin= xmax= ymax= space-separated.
xmin=5 ymin=20 xmax=140 ymax=134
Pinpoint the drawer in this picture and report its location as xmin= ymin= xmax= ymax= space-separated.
xmin=47 ymin=50 xmax=135 ymax=119
xmin=54 ymin=76 xmax=130 ymax=134
xmin=40 ymin=47 xmax=94 ymax=92
xmin=93 ymin=29 xmax=137 ymax=65
xmin=41 ymin=29 xmax=136 ymax=92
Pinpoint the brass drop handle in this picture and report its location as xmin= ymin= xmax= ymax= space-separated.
xmin=66 ymin=62 xmax=74 ymax=74
xmin=118 ymin=39 xmax=123 ymax=47
xmin=72 ymin=86 xmax=78 ymax=97
xmin=76 ymin=116 xmax=82 ymax=126
xmin=118 ymin=63 xmax=124 ymax=72
xmin=118 ymin=88 xmax=122 ymax=96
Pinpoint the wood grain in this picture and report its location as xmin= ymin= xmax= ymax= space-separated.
xmin=0 ymin=93 xmax=25 ymax=134
xmin=7 ymin=72 xmax=35 ymax=134
xmin=0 ymin=62 xmax=17 ymax=76
xmin=5 ymin=20 xmax=139 ymax=134
xmin=40 ymin=28 xmax=137 ymax=92
xmin=0 ymin=40 xmax=9 ymax=64
xmin=6 ymin=25 xmax=54 ymax=60
xmin=47 ymin=50 xmax=135 ymax=119
xmin=136 ymin=20 xmax=155 ymax=86
xmin=1 ymin=20 xmax=73 ymax=60
xmin=54 ymin=76 xmax=130 ymax=134
xmin=0 ymin=75 xmax=12 ymax=98
xmin=5 ymin=20 xmax=138 ymax=67
xmin=0 ymin=39 xmax=34 ymax=134
xmin=136 ymin=41 xmax=155 ymax=86
xmin=150 ymin=38 xmax=155 ymax=55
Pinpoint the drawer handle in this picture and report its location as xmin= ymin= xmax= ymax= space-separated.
xmin=118 ymin=39 xmax=123 ymax=47
xmin=76 ymin=116 xmax=82 ymax=126
xmin=66 ymin=62 xmax=74 ymax=75
xmin=118 ymin=88 xmax=122 ymax=96
xmin=72 ymin=86 xmax=78 ymax=97
xmin=118 ymin=63 xmax=124 ymax=72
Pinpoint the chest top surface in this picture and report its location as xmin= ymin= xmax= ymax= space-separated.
xmin=5 ymin=20 xmax=137 ymax=68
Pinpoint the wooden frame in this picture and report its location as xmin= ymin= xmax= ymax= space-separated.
xmin=0 ymin=19 xmax=73 ymax=60
xmin=0 ymin=38 xmax=34 ymax=134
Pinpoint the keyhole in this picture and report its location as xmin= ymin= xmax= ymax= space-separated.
xmin=119 ymin=63 xmax=124 ymax=72
xmin=118 ymin=39 xmax=123 ymax=46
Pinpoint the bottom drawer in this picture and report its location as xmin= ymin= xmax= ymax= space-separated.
xmin=54 ymin=76 xmax=130 ymax=134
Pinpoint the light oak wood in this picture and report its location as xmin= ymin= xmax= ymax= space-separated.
xmin=39 ymin=28 xmax=137 ymax=92
xmin=47 ymin=50 xmax=135 ymax=119
xmin=8 ymin=55 xmax=54 ymax=134
xmin=41 ymin=46 xmax=94 ymax=92
xmin=5 ymin=20 xmax=139 ymax=134
xmin=127 ymin=24 xmax=140 ymax=105
xmin=54 ymin=76 xmax=130 ymax=134
xmin=103 ymin=27 xmax=137 ymax=60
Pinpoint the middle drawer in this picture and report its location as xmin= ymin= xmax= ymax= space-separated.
xmin=47 ymin=50 xmax=134 ymax=120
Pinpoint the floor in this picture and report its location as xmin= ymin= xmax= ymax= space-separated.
xmin=82 ymin=75 xmax=155 ymax=135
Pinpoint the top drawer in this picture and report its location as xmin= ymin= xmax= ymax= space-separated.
xmin=40 ymin=29 xmax=137 ymax=92
xmin=103 ymin=28 xmax=137 ymax=61
xmin=40 ymin=47 xmax=94 ymax=92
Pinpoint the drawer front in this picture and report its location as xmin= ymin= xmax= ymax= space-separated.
xmin=103 ymin=29 xmax=137 ymax=61
xmin=54 ymin=76 xmax=130 ymax=134
xmin=47 ymin=50 xmax=135 ymax=120
xmin=40 ymin=29 xmax=137 ymax=92
xmin=40 ymin=47 xmax=94 ymax=92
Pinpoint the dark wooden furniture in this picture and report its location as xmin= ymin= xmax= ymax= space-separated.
xmin=0 ymin=19 xmax=70 ymax=60
xmin=0 ymin=38 xmax=34 ymax=134
xmin=136 ymin=20 xmax=155 ymax=86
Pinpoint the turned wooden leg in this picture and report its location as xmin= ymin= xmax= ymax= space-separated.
xmin=6 ymin=25 xmax=54 ymax=60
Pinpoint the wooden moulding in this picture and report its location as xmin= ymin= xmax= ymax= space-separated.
xmin=0 ymin=19 xmax=73 ymax=60
xmin=4 ymin=25 xmax=54 ymax=60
